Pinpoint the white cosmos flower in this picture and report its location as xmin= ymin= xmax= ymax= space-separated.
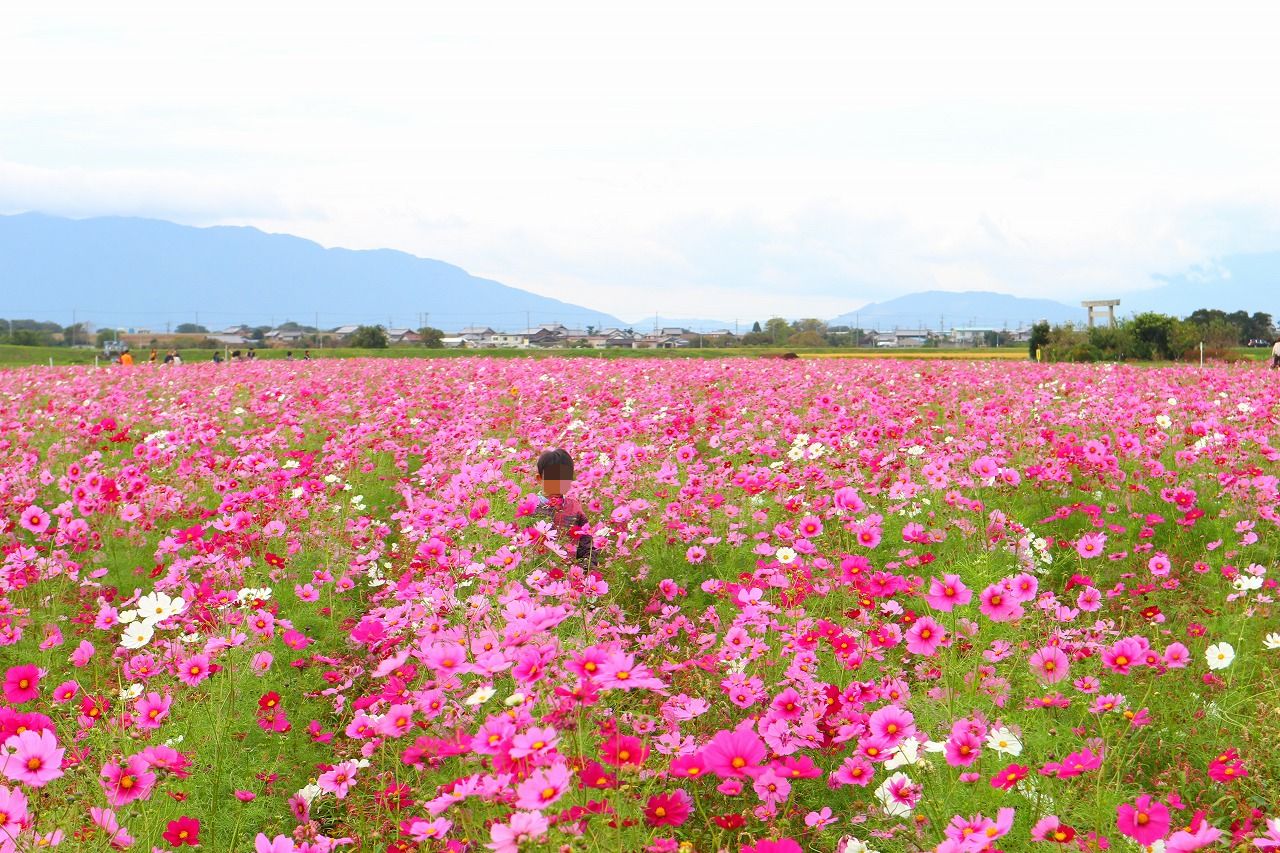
xmin=296 ymin=783 xmax=323 ymax=805
xmin=137 ymin=591 xmax=186 ymax=625
xmin=120 ymin=621 xmax=154 ymax=650
xmin=1205 ymin=642 xmax=1235 ymax=670
xmin=464 ymin=686 xmax=496 ymax=707
xmin=504 ymin=692 xmax=526 ymax=707
xmin=837 ymin=837 xmax=878 ymax=853
xmin=1263 ymin=633 xmax=1280 ymax=650
xmin=1155 ymin=414 xmax=1172 ymax=429
xmin=119 ymin=683 xmax=143 ymax=701
xmin=985 ymin=727 xmax=1023 ymax=756
xmin=774 ymin=547 xmax=798 ymax=565
xmin=118 ymin=609 xmax=139 ymax=624
xmin=1232 ymin=575 xmax=1263 ymax=591
xmin=884 ymin=736 xmax=922 ymax=770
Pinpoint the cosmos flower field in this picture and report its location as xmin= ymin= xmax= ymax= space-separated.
xmin=1 ymin=356 xmax=1278 ymax=853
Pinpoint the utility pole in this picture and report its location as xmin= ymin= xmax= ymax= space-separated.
xmin=71 ymin=308 xmax=76 ymax=346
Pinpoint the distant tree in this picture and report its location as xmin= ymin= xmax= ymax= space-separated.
xmin=176 ymin=323 xmax=208 ymax=334
xmin=751 ymin=320 xmax=763 ymax=334
xmin=418 ymin=326 xmax=445 ymax=349
xmin=585 ymin=325 xmax=597 ymax=336
xmin=349 ymin=325 xmax=389 ymax=348
xmin=740 ymin=331 xmax=772 ymax=346
xmin=96 ymin=328 xmax=119 ymax=346
xmin=764 ymin=317 xmax=791 ymax=344
xmin=786 ymin=330 xmax=827 ymax=347
xmin=11 ymin=329 xmax=45 ymax=346
xmin=793 ymin=318 xmax=828 ymax=336
xmin=1028 ymin=321 xmax=1051 ymax=359
xmin=1128 ymin=312 xmax=1181 ymax=360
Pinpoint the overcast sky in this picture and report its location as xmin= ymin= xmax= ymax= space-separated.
xmin=3 ymin=0 xmax=1280 ymax=321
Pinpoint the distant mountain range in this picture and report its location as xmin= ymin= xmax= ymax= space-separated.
xmin=829 ymin=290 xmax=1084 ymax=331
xmin=2 ymin=213 xmax=1276 ymax=334
xmin=0 ymin=213 xmax=625 ymax=332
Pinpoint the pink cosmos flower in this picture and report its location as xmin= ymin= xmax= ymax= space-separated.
xmin=702 ymin=723 xmax=767 ymax=778
xmin=1076 ymin=532 xmax=1107 ymax=558
xmin=867 ymin=704 xmax=915 ymax=747
xmin=1 ymin=728 xmax=65 ymax=787
xmin=944 ymin=732 xmax=982 ymax=767
xmin=1029 ymin=646 xmax=1070 ymax=684
xmin=905 ymin=617 xmax=947 ymax=656
xmin=19 ymin=506 xmax=50 ymax=534
xmin=1102 ymin=637 xmax=1146 ymax=675
xmin=134 ymin=692 xmax=172 ymax=730
xmin=489 ymin=811 xmax=549 ymax=853
xmin=90 ymin=806 xmax=134 ymax=848
xmin=685 ymin=546 xmax=707 ymax=564
xmin=100 ymin=754 xmax=157 ymax=807
xmin=978 ymin=584 xmax=1023 ymax=622
xmin=175 ymin=653 xmax=212 ymax=687
xmin=514 ymin=763 xmax=571 ymax=810
xmin=317 ymin=760 xmax=359 ymax=799
xmin=3 ymin=665 xmax=41 ymax=704
xmin=752 ymin=769 xmax=791 ymax=806
xmin=924 ymin=574 xmax=972 ymax=611
xmin=255 ymin=834 xmax=297 ymax=853
xmin=510 ymin=725 xmax=559 ymax=759
xmin=1116 ymin=794 xmax=1170 ymax=846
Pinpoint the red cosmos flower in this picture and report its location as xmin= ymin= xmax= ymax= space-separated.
xmin=162 ymin=816 xmax=200 ymax=847
xmin=264 ymin=552 xmax=285 ymax=568
xmin=258 ymin=692 xmax=282 ymax=713
xmin=644 ymin=789 xmax=692 ymax=827
xmin=712 ymin=814 xmax=746 ymax=830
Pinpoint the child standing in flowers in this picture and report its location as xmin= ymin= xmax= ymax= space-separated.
xmin=529 ymin=447 xmax=597 ymax=565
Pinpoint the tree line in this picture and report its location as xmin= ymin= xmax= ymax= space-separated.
xmin=1027 ymin=309 xmax=1275 ymax=362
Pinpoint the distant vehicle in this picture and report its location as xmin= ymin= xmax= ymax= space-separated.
xmin=103 ymin=340 xmax=126 ymax=356
xmin=1247 ymin=339 xmax=1272 ymax=348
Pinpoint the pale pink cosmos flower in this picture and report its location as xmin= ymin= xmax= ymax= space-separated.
xmin=1 ymin=728 xmax=65 ymax=787
xmin=317 ymin=760 xmax=359 ymax=799
xmin=1029 ymin=646 xmax=1070 ymax=684
xmin=488 ymin=811 xmax=549 ymax=853
xmin=134 ymin=692 xmax=172 ymax=730
xmin=514 ymin=763 xmax=571 ymax=810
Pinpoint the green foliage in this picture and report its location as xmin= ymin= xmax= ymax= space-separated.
xmin=347 ymin=325 xmax=388 ymax=348
xmin=418 ymin=326 xmax=446 ymax=348
xmin=175 ymin=322 xmax=209 ymax=334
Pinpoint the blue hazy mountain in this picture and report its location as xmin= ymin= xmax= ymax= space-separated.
xmin=1122 ymin=254 xmax=1280 ymax=317
xmin=0 ymin=213 xmax=624 ymax=332
xmin=829 ymin=290 xmax=1084 ymax=330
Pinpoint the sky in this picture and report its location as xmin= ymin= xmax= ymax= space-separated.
xmin=3 ymin=0 xmax=1280 ymax=322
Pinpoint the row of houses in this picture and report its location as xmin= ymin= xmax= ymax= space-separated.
xmin=442 ymin=324 xmax=716 ymax=349
xmin=871 ymin=327 xmax=1037 ymax=348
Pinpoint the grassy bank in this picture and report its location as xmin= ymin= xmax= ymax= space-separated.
xmin=0 ymin=343 xmax=1271 ymax=367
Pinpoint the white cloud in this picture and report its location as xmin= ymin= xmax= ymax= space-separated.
xmin=3 ymin=0 xmax=1280 ymax=319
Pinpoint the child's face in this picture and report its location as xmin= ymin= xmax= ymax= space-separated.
xmin=537 ymin=464 xmax=573 ymax=495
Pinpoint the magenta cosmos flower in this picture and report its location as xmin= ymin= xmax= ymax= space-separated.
xmin=1116 ymin=794 xmax=1171 ymax=845
xmin=100 ymin=754 xmax=157 ymax=807
xmin=3 ymin=666 xmax=41 ymax=704
xmin=905 ymin=616 xmax=947 ymax=656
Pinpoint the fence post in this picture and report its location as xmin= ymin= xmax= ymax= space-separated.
xmin=1199 ymin=342 xmax=1204 ymax=367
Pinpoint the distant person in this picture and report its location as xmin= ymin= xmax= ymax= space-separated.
xmin=303 ymin=349 xmax=311 ymax=361
xmin=231 ymin=349 xmax=242 ymax=361
xmin=285 ymin=350 xmax=294 ymax=360
xmin=163 ymin=351 xmax=174 ymax=365
xmin=148 ymin=349 xmax=158 ymax=364
xmin=212 ymin=351 xmax=223 ymax=364
xmin=1272 ymin=338 xmax=1280 ymax=369
xmin=171 ymin=351 xmax=182 ymax=365
xmin=119 ymin=349 xmax=134 ymax=366
xmin=248 ymin=349 xmax=257 ymax=361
